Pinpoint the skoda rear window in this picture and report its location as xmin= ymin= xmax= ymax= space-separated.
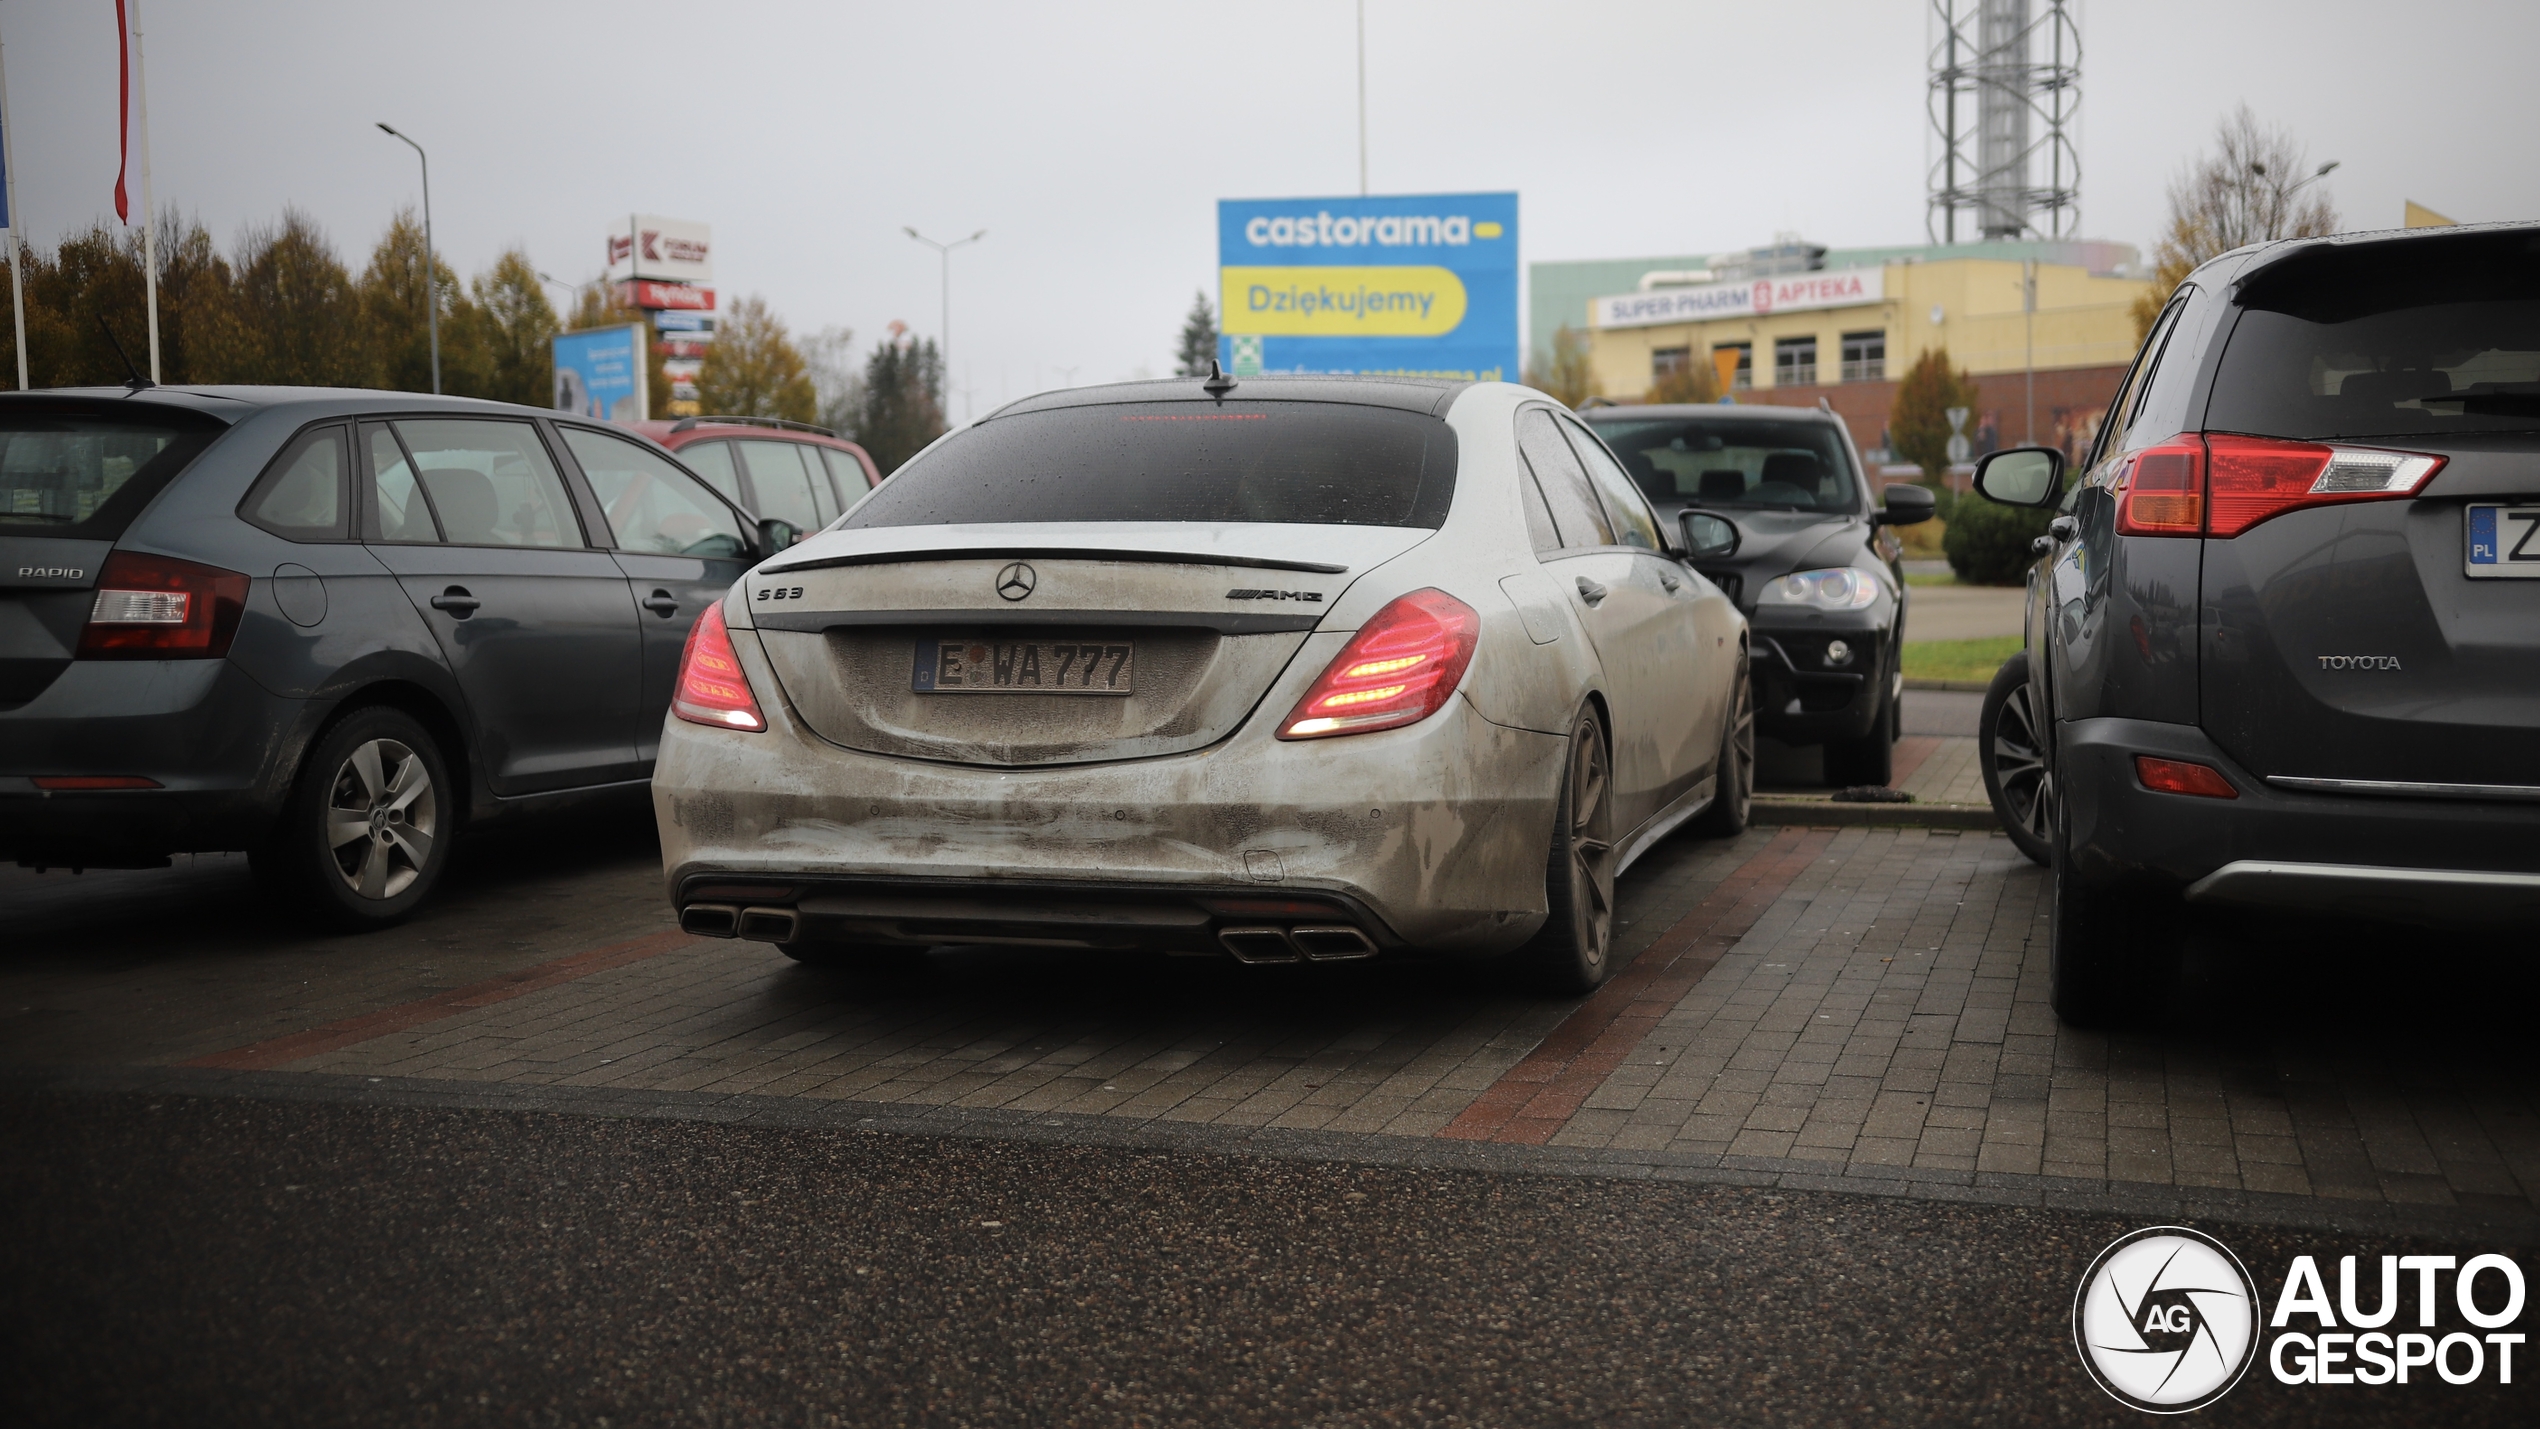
xmin=842 ymin=401 xmax=1457 ymax=529
xmin=0 ymin=405 xmax=225 ymax=539
xmin=2207 ymin=233 xmax=2540 ymax=441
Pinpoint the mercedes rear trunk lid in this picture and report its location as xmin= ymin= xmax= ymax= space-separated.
xmin=741 ymin=523 xmax=1431 ymax=766
xmin=2194 ymin=229 xmax=2540 ymax=793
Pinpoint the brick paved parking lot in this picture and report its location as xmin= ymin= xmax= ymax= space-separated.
xmin=11 ymin=795 xmax=2535 ymax=1239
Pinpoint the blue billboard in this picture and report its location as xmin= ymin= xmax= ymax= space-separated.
xmin=1217 ymin=191 xmax=1517 ymax=382
xmin=551 ymin=323 xmax=648 ymax=423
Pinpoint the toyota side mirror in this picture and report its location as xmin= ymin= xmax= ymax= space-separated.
xmin=1972 ymin=447 xmax=2064 ymax=508
xmin=756 ymin=517 xmax=802 ymax=553
xmin=1678 ymin=510 xmax=1740 ymax=560
xmin=1874 ymin=483 xmax=1937 ymax=527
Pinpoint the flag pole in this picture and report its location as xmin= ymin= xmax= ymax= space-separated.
xmin=0 ymin=13 xmax=27 ymax=390
xmin=128 ymin=0 xmax=161 ymax=382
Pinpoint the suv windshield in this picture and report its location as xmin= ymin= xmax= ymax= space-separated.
xmin=1587 ymin=417 xmax=1859 ymax=513
xmin=842 ymin=400 xmax=1457 ymax=529
xmin=2209 ymin=233 xmax=2540 ymax=440
xmin=0 ymin=404 xmax=225 ymax=539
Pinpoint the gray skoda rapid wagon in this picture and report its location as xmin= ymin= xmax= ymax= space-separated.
xmin=1 ymin=387 xmax=789 ymax=926
xmin=1967 ymin=223 xmax=2540 ymax=1025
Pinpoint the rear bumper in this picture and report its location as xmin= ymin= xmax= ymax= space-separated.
xmin=651 ymin=630 xmax=1571 ymax=956
xmin=2059 ymin=716 xmax=2540 ymax=925
xmin=0 ymin=658 xmax=302 ymax=859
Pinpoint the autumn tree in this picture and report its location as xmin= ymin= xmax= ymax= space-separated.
xmin=2131 ymin=105 xmax=2339 ymax=339
xmin=801 ymin=325 xmax=860 ymax=433
xmin=442 ymin=248 xmax=559 ymax=407
xmin=1888 ymin=348 xmax=1983 ymax=480
xmin=697 ymin=294 xmax=816 ymax=422
xmin=1524 ymin=324 xmax=1595 ymax=408
xmin=1173 ymin=290 xmax=1218 ymax=377
xmin=357 ymin=208 xmax=466 ymax=393
xmin=218 ymin=211 xmax=361 ymax=385
xmin=1645 ymin=355 xmax=1719 ymax=406
xmin=11 ymin=215 xmax=230 ymax=386
xmin=856 ymin=322 xmax=947 ymax=475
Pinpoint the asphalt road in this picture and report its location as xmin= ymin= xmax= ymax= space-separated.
xmin=1 ymin=1086 xmax=2524 ymax=1428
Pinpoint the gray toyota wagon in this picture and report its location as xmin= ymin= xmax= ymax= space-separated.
xmin=0 ymin=387 xmax=788 ymax=926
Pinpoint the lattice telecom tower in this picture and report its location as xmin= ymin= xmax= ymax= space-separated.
xmin=1928 ymin=0 xmax=2081 ymax=242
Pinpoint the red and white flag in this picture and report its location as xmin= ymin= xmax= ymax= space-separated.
xmin=112 ymin=0 xmax=130 ymax=222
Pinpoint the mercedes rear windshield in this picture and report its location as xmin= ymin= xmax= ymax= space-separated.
xmin=2208 ymin=232 xmax=2540 ymax=441
xmin=842 ymin=401 xmax=1458 ymax=529
xmin=0 ymin=402 xmax=228 ymax=540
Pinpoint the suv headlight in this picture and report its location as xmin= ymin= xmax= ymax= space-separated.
xmin=1759 ymin=567 xmax=1882 ymax=611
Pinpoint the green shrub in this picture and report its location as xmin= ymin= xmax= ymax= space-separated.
xmin=1944 ymin=494 xmax=2057 ymax=585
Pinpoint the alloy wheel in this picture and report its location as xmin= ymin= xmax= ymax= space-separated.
xmin=324 ymin=737 xmax=438 ymax=900
xmin=1567 ymin=720 xmax=1616 ymax=966
xmin=1991 ymin=682 xmax=2055 ymax=846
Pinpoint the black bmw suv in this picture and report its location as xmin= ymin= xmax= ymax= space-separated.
xmin=1584 ymin=403 xmax=1934 ymax=785
xmin=1 ymin=387 xmax=790 ymax=926
xmin=1969 ymin=223 xmax=2540 ymax=1024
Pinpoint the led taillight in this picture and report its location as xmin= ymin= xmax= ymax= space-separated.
xmin=2115 ymin=438 xmax=2207 ymax=535
xmin=671 ymin=601 xmax=766 ymax=731
xmin=2206 ymin=434 xmax=2444 ymax=537
xmin=75 ymin=550 xmax=250 ymax=659
xmin=1277 ymin=588 xmax=1479 ymax=740
xmin=2134 ymin=755 xmax=2238 ymax=799
xmin=2114 ymin=433 xmax=2448 ymax=539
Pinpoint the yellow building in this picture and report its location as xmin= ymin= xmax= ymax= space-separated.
xmin=1567 ymin=244 xmax=2154 ymax=459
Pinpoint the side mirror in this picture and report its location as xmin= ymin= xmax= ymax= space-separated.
xmin=1678 ymin=510 xmax=1741 ymax=560
xmin=1972 ymin=447 xmax=2064 ymax=508
xmin=756 ymin=517 xmax=802 ymax=553
xmin=1874 ymin=482 xmax=1937 ymax=527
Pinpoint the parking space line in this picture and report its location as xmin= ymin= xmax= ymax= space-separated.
xmin=1438 ymin=826 xmax=1836 ymax=1145
xmin=182 ymin=929 xmax=698 ymax=1072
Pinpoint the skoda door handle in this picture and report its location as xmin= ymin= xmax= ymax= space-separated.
xmin=429 ymin=586 xmax=480 ymax=618
xmin=641 ymin=588 xmax=680 ymax=617
xmin=2048 ymin=516 xmax=2077 ymax=541
xmin=1575 ymin=576 xmax=1608 ymax=606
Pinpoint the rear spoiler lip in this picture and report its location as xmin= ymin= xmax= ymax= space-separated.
xmin=759 ymin=545 xmax=1349 ymax=577
xmin=754 ymin=607 xmax=1325 ymax=636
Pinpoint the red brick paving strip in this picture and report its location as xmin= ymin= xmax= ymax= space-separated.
xmin=1438 ymin=826 xmax=1837 ymax=1145
xmin=183 ymin=928 xmax=698 ymax=1071
xmin=1887 ymin=735 xmax=1942 ymax=788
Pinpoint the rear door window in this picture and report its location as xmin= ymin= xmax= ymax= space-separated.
xmin=1514 ymin=407 xmax=1612 ymax=549
xmin=843 ymin=400 xmax=1456 ymax=529
xmin=735 ymin=440 xmax=826 ymax=531
xmin=392 ymin=419 xmax=585 ymax=548
xmin=1559 ymin=415 xmax=1663 ymax=550
xmin=241 ymin=424 xmax=350 ymax=540
xmin=819 ymin=447 xmax=871 ymax=494
xmin=561 ymin=426 xmax=748 ymax=559
xmin=2207 ymin=235 xmax=2540 ymax=441
xmin=0 ymin=404 xmax=222 ymax=539
xmin=363 ymin=423 xmax=440 ymax=542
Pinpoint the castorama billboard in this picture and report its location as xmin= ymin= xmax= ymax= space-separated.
xmin=1217 ymin=192 xmax=1517 ymax=382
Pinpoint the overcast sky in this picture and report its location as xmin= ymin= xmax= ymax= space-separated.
xmin=3 ymin=0 xmax=2534 ymax=416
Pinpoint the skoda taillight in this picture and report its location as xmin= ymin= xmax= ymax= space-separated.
xmin=1277 ymin=589 xmax=1479 ymax=740
xmin=2114 ymin=433 xmax=2447 ymax=539
xmin=671 ymin=601 xmax=766 ymax=731
xmin=75 ymin=550 xmax=250 ymax=659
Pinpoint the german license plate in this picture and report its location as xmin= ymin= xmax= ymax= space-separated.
xmin=2466 ymin=504 xmax=2540 ymax=578
xmin=912 ymin=638 xmax=1135 ymax=694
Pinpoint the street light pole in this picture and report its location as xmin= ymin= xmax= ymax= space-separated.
xmin=377 ymin=123 xmax=439 ymax=395
xmin=902 ymin=226 xmax=983 ymax=395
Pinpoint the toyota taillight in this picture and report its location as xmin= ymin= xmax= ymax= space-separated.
xmin=2114 ymin=433 xmax=2447 ymax=539
xmin=1277 ymin=588 xmax=1479 ymax=740
xmin=671 ymin=601 xmax=766 ymax=731
xmin=75 ymin=550 xmax=249 ymax=659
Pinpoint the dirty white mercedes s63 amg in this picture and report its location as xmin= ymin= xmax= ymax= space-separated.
xmin=652 ymin=374 xmax=1751 ymax=990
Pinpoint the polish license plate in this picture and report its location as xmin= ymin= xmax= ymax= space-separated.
xmin=912 ymin=638 xmax=1135 ymax=694
xmin=2466 ymin=504 xmax=2540 ymax=578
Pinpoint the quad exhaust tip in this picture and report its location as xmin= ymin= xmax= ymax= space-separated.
xmin=680 ymin=903 xmax=800 ymax=943
xmin=1218 ymin=924 xmax=1378 ymax=963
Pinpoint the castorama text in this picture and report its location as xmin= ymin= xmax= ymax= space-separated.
xmin=1217 ymin=192 xmax=1517 ymax=382
xmin=1243 ymin=212 xmax=1479 ymax=248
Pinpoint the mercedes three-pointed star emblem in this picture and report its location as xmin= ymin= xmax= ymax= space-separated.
xmin=995 ymin=561 xmax=1037 ymax=602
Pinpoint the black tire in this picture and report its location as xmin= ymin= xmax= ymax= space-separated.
xmin=253 ymin=706 xmax=455 ymax=930
xmin=2047 ymin=802 xmax=2178 ymax=1027
xmin=1691 ymin=657 xmax=1753 ymax=838
xmin=1822 ymin=701 xmax=1894 ymax=788
xmin=1979 ymin=651 xmax=2054 ymax=866
xmin=1524 ymin=707 xmax=1618 ymax=993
